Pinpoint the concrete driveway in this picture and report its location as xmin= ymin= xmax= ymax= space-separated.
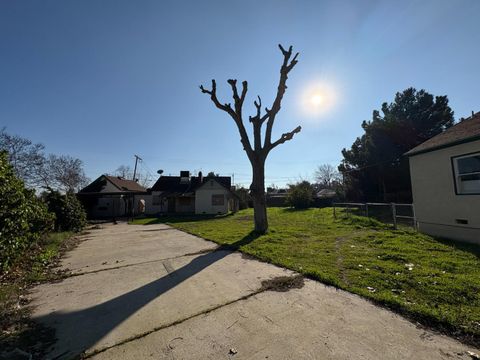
xmin=30 ymin=223 xmax=477 ymax=359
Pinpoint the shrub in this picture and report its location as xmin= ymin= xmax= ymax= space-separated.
xmin=44 ymin=190 xmax=86 ymax=232
xmin=234 ymin=187 xmax=251 ymax=210
xmin=0 ymin=151 xmax=54 ymax=270
xmin=286 ymin=181 xmax=315 ymax=209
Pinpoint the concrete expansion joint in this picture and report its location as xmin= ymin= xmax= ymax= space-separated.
xmin=80 ymin=274 xmax=304 ymax=359
xmin=62 ymin=248 xmax=217 ymax=279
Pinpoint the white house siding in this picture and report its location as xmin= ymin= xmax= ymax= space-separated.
xmin=195 ymin=179 xmax=230 ymax=214
xmin=409 ymin=139 xmax=480 ymax=244
xmin=144 ymin=191 xmax=166 ymax=215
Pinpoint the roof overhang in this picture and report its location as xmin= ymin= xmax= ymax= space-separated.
xmin=405 ymin=134 xmax=480 ymax=157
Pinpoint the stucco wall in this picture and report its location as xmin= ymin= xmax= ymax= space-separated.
xmin=144 ymin=191 xmax=166 ymax=215
xmin=195 ymin=179 xmax=229 ymax=214
xmin=409 ymin=139 xmax=480 ymax=244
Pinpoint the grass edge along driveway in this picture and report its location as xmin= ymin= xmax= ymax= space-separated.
xmin=132 ymin=207 xmax=480 ymax=347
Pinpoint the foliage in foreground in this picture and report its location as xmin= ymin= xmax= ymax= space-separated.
xmin=0 ymin=231 xmax=73 ymax=357
xmin=0 ymin=152 xmax=54 ymax=270
xmin=43 ymin=191 xmax=87 ymax=232
xmin=133 ymin=208 xmax=480 ymax=343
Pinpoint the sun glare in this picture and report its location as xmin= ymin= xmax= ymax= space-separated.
xmin=300 ymin=82 xmax=337 ymax=119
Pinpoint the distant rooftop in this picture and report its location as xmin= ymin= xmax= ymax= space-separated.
xmin=406 ymin=112 xmax=480 ymax=156
xmin=79 ymin=175 xmax=146 ymax=193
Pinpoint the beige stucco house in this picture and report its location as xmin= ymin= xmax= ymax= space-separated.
xmin=406 ymin=112 xmax=480 ymax=244
xmin=145 ymin=171 xmax=239 ymax=215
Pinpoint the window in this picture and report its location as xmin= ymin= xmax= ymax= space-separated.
xmin=152 ymin=195 xmax=162 ymax=206
xmin=212 ymin=194 xmax=224 ymax=206
xmin=452 ymin=152 xmax=480 ymax=194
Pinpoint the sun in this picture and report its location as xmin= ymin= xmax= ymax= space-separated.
xmin=300 ymin=82 xmax=337 ymax=118
xmin=310 ymin=93 xmax=324 ymax=107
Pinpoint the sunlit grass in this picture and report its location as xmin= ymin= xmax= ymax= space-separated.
xmin=133 ymin=208 xmax=480 ymax=342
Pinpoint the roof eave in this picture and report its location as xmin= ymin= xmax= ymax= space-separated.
xmin=405 ymin=134 xmax=480 ymax=157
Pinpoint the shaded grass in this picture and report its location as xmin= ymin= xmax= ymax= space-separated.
xmin=132 ymin=208 xmax=480 ymax=345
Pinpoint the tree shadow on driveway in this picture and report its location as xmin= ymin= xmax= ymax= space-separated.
xmin=34 ymin=231 xmax=262 ymax=359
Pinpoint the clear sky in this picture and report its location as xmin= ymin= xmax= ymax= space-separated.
xmin=1 ymin=0 xmax=479 ymax=188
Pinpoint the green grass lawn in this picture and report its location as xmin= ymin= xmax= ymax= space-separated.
xmin=132 ymin=208 xmax=480 ymax=344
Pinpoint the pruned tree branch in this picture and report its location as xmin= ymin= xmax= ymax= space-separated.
xmin=200 ymin=79 xmax=253 ymax=155
xmin=269 ymin=126 xmax=302 ymax=149
xmin=264 ymin=44 xmax=300 ymax=149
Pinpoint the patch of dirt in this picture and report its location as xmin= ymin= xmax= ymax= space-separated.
xmin=0 ymin=318 xmax=56 ymax=359
xmin=0 ymin=232 xmax=88 ymax=359
xmin=260 ymin=275 xmax=305 ymax=292
xmin=335 ymin=236 xmax=350 ymax=286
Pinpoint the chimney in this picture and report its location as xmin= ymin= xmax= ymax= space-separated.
xmin=198 ymin=171 xmax=203 ymax=183
xmin=180 ymin=170 xmax=190 ymax=184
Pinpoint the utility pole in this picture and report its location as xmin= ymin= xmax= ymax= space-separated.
xmin=133 ymin=155 xmax=142 ymax=181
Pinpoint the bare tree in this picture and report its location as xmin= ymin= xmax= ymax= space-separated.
xmin=315 ymin=164 xmax=340 ymax=188
xmin=200 ymin=44 xmax=301 ymax=233
xmin=42 ymin=155 xmax=90 ymax=193
xmin=1 ymin=128 xmax=89 ymax=192
xmin=115 ymin=165 xmax=133 ymax=179
xmin=114 ymin=165 xmax=151 ymax=188
xmin=0 ymin=127 xmax=46 ymax=188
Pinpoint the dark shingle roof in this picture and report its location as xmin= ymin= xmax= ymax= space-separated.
xmin=79 ymin=175 xmax=146 ymax=193
xmin=406 ymin=112 xmax=480 ymax=156
xmin=150 ymin=175 xmax=231 ymax=193
xmin=105 ymin=176 xmax=147 ymax=192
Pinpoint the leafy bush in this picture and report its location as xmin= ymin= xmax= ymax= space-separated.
xmin=44 ymin=191 xmax=86 ymax=232
xmin=234 ymin=187 xmax=251 ymax=210
xmin=286 ymin=181 xmax=315 ymax=209
xmin=0 ymin=151 xmax=54 ymax=270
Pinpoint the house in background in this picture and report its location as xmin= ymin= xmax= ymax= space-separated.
xmin=78 ymin=175 xmax=147 ymax=219
xmin=406 ymin=111 xmax=480 ymax=244
xmin=145 ymin=171 xmax=239 ymax=215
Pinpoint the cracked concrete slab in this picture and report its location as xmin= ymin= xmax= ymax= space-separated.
xmin=30 ymin=231 xmax=292 ymax=358
xmin=28 ymin=223 xmax=478 ymax=359
xmin=60 ymin=223 xmax=217 ymax=275
xmin=91 ymin=279 xmax=476 ymax=360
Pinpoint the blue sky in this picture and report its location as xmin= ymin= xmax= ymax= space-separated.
xmin=1 ymin=0 xmax=479 ymax=188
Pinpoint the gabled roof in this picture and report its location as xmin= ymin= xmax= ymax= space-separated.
xmin=105 ymin=175 xmax=146 ymax=192
xmin=150 ymin=175 xmax=232 ymax=195
xmin=406 ymin=112 xmax=480 ymax=156
xmin=79 ymin=175 xmax=146 ymax=194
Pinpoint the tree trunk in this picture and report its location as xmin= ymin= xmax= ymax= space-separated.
xmin=251 ymin=159 xmax=268 ymax=234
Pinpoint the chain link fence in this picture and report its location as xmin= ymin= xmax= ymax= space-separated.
xmin=333 ymin=202 xmax=416 ymax=229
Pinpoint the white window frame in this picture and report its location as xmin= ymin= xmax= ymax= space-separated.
xmin=452 ymin=151 xmax=480 ymax=195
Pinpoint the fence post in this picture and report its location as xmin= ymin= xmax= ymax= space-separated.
xmin=391 ymin=203 xmax=397 ymax=229
xmin=411 ymin=204 xmax=417 ymax=230
xmin=333 ymin=203 xmax=336 ymax=219
xmin=365 ymin=203 xmax=369 ymax=217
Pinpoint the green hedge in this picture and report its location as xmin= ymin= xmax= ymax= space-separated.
xmin=44 ymin=191 xmax=86 ymax=232
xmin=0 ymin=151 xmax=54 ymax=270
